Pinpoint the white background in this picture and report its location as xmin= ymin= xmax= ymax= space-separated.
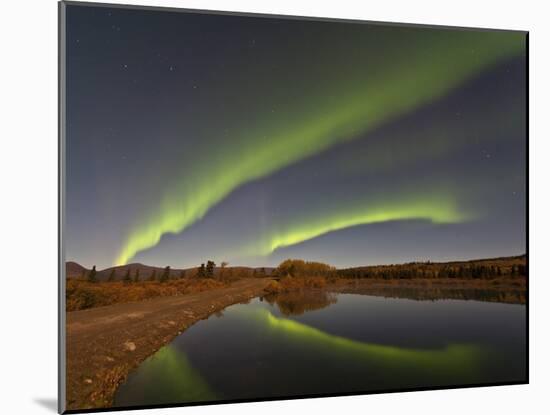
xmin=0 ymin=0 xmax=547 ymax=414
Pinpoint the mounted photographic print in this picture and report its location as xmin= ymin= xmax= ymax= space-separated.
xmin=58 ymin=1 xmax=528 ymax=413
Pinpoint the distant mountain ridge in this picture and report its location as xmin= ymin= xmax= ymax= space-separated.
xmin=65 ymin=255 xmax=525 ymax=281
xmin=65 ymin=261 xmax=275 ymax=281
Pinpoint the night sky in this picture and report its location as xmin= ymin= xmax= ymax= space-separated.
xmin=65 ymin=4 xmax=526 ymax=270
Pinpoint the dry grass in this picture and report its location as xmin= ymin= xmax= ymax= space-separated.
xmin=66 ymin=278 xmax=227 ymax=311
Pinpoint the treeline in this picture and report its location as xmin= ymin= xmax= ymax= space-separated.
xmin=84 ymin=265 xmax=185 ymax=284
xmin=196 ymin=261 xmax=268 ymax=280
xmin=338 ymin=263 xmax=527 ymax=280
xmin=81 ymin=260 xmax=269 ymax=284
xmin=271 ymin=258 xmax=527 ymax=281
xmin=78 ymin=256 xmax=527 ymax=284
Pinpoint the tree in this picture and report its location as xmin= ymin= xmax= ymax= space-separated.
xmin=123 ymin=268 xmax=132 ymax=284
xmin=107 ymin=269 xmax=116 ymax=282
xmin=206 ymin=261 xmax=216 ymax=278
xmin=160 ymin=266 xmax=170 ymax=283
xmin=87 ymin=265 xmax=98 ymax=283
xmin=197 ymin=263 xmax=206 ymax=278
xmin=149 ymin=270 xmax=157 ymax=281
xmin=133 ymin=269 xmax=140 ymax=283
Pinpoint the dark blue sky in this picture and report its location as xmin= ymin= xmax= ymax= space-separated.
xmin=65 ymin=4 xmax=526 ymax=269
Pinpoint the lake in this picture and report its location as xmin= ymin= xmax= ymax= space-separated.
xmin=113 ymin=288 xmax=526 ymax=407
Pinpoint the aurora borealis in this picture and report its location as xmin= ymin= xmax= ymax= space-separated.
xmin=115 ymin=305 xmax=486 ymax=406
xmin=65 ymin=5 xmax=526 ymax=269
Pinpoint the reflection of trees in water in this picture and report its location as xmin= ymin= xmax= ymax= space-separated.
xmin=263 ymin=291 xmax=338 ymax=316
xmin=341 ymin=286 xmax=525 ymax=305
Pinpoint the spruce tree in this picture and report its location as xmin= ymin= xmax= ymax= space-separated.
xmin=206 ymin=261 xmax=215 ymax=278
xmin=123 ymin=268 xmax=132 ymax=283
xmin=87 ymin=265 xmax=98 ymax=283
xmin=197 ymin=263 xmax=206 ymax=278
xmin=160 ymin=266 xmax=170 ymax=283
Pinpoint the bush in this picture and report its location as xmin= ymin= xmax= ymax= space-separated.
xmin=265 ymin=280 xmax=281 ymax=294
xmin=275 ymin=259 xmax=335 ymax=278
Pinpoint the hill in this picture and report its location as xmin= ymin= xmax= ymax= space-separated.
xmin=66 ymin=261 xmax=88 ymax=279
xmin=65 ymin=262 xmax=275 ymax=281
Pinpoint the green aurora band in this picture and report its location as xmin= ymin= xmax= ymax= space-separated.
xmin=114 ymin=345 xmax=216 ymax=406
xmin=116 ymin=30 xmax=524 ymax=265
xmin=116 ymin=307 xmax=485 ymax=403
xmin=242 ymin=192 xmax=471 ymax=256
xmin=242 ymin=307 xmax=485 ymax=382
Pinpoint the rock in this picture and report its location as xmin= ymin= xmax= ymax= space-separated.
xmin=123 ymin=341 xmax=136 ymax=352
xmin=84 ymin=378 xmax=93 ymax=384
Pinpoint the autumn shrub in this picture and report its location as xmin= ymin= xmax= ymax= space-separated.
xmin=275 ymin=259 xmax=335 ymax=278
xmin=264 ymin=280 xmax=282 ymax=294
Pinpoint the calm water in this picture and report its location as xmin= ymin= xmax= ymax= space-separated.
xmin=114 ymin=289 xmax=526 ymax=407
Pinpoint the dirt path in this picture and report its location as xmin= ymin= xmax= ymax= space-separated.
xmin=65 ymin=278 xmax=271 ymax=410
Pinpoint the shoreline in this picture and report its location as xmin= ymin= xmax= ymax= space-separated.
xmin=326 ymin=278 xmax=526 ymax=304
xmin=65 ymin=278 xmax=271 ymax=410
